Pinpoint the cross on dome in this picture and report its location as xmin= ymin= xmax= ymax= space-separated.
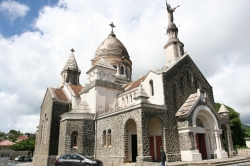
xmin=71 ymin=48 xmax=75 ymax=53
xmin=109 ymin=22 xmax=115 ymax=30
xmin=109 ymin=22 xmax=116 ymax=37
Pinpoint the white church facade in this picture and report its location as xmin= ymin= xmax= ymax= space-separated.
xmin=33 ymin=3 xmax=234 ymax=166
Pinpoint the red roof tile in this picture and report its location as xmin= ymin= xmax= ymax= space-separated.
xmin=54 ymin=88 xmax=68 ymax=101
xmin=123 ymin=82 xmax=133 ymax=89
xmin=18 ymin=136 xmax=28 ymax=139
xmin=0 ymin=140 xmax=14 ymax=146
xmin=69 ymin=84 xmax=84 ymax=97
xmin=126 ymin=75 xmax=146 ymax=91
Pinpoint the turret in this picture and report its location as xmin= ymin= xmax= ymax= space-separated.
xmin=218 ymin=104 xmax=230 ymax=118
xmin=60 ymin=49 xmax=81 ymax=86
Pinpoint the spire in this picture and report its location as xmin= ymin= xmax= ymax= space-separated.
xmin=109 ymin=22 xmax=116 ymax=37
xmin=60 ymin=49 xmax=81 ymax=86
xmin=62 ymin=48 xmax=79 ymax=72
xmin=218 ymin=104 xmax=229 ymax=118
xmin=218 ymin=104 xmax=229 ymax=113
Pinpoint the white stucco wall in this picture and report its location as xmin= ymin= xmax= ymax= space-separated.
xmin=87 ymin=67 xmax=116 ymax=84
xmin=82 ymin=88 xmax=96 ymax=114
xmin=142 ymin=72 xmax=164 ymax=105
xmin=246 ymin=139 xmax=250 ymax=148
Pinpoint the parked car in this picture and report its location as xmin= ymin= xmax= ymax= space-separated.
xmin=15 ymin=156 xmax=25 ymax=161
xmin=24 ymin=156 xmax=32 ymax=161
xmin=55 ymin=153 xmax=103 ymax=166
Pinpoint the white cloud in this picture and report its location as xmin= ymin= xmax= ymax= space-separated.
xmin=0 ymin=0 xmax=250 ymax=133
xmin=0 ymin=0 xmax=30 ymax=22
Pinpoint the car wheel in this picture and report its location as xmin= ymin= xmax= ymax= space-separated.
xmin=84 ymin=164 xmax=91 ymax=166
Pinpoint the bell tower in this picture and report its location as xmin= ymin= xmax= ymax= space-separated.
xmin=60 ymin=49 xmax=81 ymax=86
xmin=164 ymin=2 xmax=185 ymax=66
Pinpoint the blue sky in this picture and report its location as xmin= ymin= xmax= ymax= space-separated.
xmin=0 ymin=0 xmax=250 ymax=133
xmin=0 ymin=0 xmax=58 ymax=37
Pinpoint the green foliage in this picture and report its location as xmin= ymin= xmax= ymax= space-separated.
xmin=0 ymin=131 xmax=7 ymax=141
xmin=243 ymin=128 xmax=250 ymax=138
xmin=7 ymin=130 xmax=23 ymax=142
xmin=9 ymin=136 xmax=36 ymax=156
xmin=242 ymin=124 xmax=250 ymax=130
xmin=215 ymin=103 xmax=246 ymax=148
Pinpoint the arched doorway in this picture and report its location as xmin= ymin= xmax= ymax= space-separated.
xmin=149 ymin=118 xmax=163 ymax=161
xmin=124 ymin=119 xmax=137 ymax=162
xmin=192 ymin=106 xmax=227 ymax=160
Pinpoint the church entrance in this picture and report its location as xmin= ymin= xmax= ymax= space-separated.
xmin=125 ymin=119 xmax=137 ymax=162
xmin=149 ymin=118 xmax=162 ymax=161
xmin=150 ymin=136 xmax=162 ymax=161
xmin=196 ymin=133 xmax=207 ymax=159
xmin=131 ymin=135 xmax=137 ymax=162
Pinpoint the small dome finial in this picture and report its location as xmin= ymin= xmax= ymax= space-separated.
xmin=71 ymin=48 xmax=75 ymax=53
xmin=109 ymin=22 xmax=116 ymax=37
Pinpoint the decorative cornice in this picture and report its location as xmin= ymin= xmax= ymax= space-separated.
xmin=80 ymin=79 xmax=123 ymax=94
xmin=97 ymin=103 xmax=167 ymax=119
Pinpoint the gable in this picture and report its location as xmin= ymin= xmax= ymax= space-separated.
xmin=162 ymin=55 xmax=215 ymax=114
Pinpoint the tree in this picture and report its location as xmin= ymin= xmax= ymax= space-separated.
xmin=215 ymin=103 xmax=246 ymax=148
xmin=9 ymin=136 xmax=36 ymax=156
xmin=7 ymin=130 xmax=22 ymax=142
xmin=0 ymin=131 xmax=7 ymax=141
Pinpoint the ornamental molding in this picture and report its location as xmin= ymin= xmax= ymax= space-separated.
xmin=80 ymin=79 xmax=123 ymax=94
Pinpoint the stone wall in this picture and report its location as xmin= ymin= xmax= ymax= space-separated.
xmin=58 ymin=119 xmax=95 ymax=156
xmin=162 ymin=55 xmax=215 ymax=161
xmin=33 ymin=89 xmax=69 ymax=166
xmin=96 ymin=105 xmax=173 ymax=165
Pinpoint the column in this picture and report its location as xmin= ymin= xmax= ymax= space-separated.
xmin=136 ymin=116 xmax=152 ymax=164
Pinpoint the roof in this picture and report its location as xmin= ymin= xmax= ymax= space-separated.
xmin=62 ymin=53 xmax=80 ymax=72
xmin=53 ymin=88 xmax=68 ymax=101
xmin=218 ymin=104 xmax=229 ymax=113
xmin=176 ymin=93 xmax=199 ymax=117
xmin=125 ymin=75 xmax=147 ymax=91
xmin=0 ymin=140 xmax=14 ymax=146
xmin=94 ymin=32 xmax=130 ymax=59
xmin=69 ymin=84 xmax=84 ymax=97
xmin=18 ymin=136 xmax=28 ymax=139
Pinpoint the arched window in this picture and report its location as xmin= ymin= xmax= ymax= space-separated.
xmin=180 ymin=75 xmax=185 ymax=88
xmin=71 ymin=131 xmax=78 ymax=147
xmin=122 ymin=97 xmax=124 ymax=106
xmin=107 ymin=129 xmax=111 ymax=146
xmin=41 ymin=114 xmax=48 ymax=144
xmin=187 ymin=69 xmax=192 ymax=81
xmin=149 ymin=80 xmax=154 ymax=96
xmin=172 ymin=82 xmax=177 ymax=94
xmin=113 ymin=65 xmax=117 ymax=69
xmin=130 ymin=94 xmax=133 ymax=103
xmin=126 ymin=95 xmax=128 ymax=104
xmin=102 ymin=130 xmax=106 ymax=147
xmin=120 ymin=66 xmax=124 ymax=75
xmin=195 ymin=80 xmax=200 ymax=89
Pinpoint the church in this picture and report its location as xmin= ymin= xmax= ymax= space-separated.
xmin=33 ymin=2 xmax=234 ymax=166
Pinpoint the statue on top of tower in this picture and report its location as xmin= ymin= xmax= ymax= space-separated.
xmin=166 ymin=1 xmax=180 ymax=24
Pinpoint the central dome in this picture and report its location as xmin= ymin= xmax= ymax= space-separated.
xmin=94 ymin=33 xmax=130 ymax=59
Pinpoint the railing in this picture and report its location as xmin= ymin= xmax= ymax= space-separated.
xmin=237 ymin=148 xmax=250 ymax=155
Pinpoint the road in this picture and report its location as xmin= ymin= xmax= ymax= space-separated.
xmin=0 ymin=160 xmax=32 ymax=166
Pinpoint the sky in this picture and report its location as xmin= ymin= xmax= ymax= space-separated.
xmin=0 ymin=0 xmax=249 ymax=134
